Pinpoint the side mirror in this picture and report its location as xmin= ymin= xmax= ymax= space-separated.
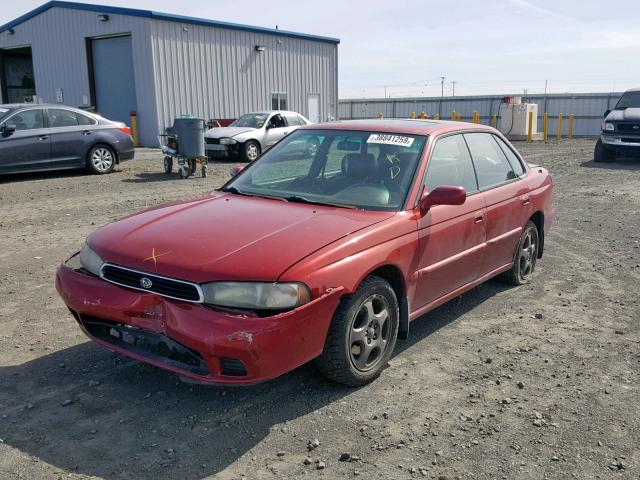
xmin=603 ymin=109 xmax=611 ymax=118
xmin=419 ymin=185 xmax=466 ymax=216
xmin=1 ymin=124 xmax=16 ymax=136
xmin=229 ymin=165 xmax=245 ymax=176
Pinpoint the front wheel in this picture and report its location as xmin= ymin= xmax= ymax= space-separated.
xmin=314 ymin=276 xmax=399 ymax=386
xmin=242 ymin=140 xmax=261 ymax=162
xmin=87 ymin=145 xmax=116 ymax=174
xmin=500 ymin=221 xmax=539 ymax=286
xmin=594 ymin=139 xmax=615 ymax=163
xmin=163 ymin=156 xmax=173 ymax=174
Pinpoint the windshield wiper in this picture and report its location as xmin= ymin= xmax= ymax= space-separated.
xmin=218 ymin=186 xmax=252 ymax=196
xmin=285 ymin=195 xmax=356 ymax=209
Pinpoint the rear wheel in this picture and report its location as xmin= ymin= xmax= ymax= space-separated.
xmin=594 ymin=139 xmax=615 ymax=163
xmin=500 ymin=221 xmax=539 ymax=286
xmin=242 ymin=140 xmax=261 ymax=162
xmin=315 ymin=276 xmax=399 ymax=386
xmin=87 ymin=145 xmax=116 ymax=174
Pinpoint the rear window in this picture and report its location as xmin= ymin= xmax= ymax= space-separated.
xmin=77 ymin=113 xmax=97 ymax=126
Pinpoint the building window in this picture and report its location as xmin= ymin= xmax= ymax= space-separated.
xmin=271 ymin=93 xmax=287 ymax=110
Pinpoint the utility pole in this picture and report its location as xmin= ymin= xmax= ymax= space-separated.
xmin=384 ymin=85 xmax=387 ymax=99
xmin=544 ymin=79 xmax=548 ymax=95
xmin=451 ymin=80 xmax=457 ymax=97
xmin=440 ymin=76 xmax=445 ymax=97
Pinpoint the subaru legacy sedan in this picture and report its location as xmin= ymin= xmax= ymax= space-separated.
xmin=56 ymin=120 xmax=554 ymax=386
xmin=0 ymin=104 xmax=134 ymax=175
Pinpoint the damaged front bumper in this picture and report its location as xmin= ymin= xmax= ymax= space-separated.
xmin=55 ymin=263 xmax=343 ymax=385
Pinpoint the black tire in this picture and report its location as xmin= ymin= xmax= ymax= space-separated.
xmin=163 ymin=156 xmax=173 ymax=174
xmin=190 ymin=159 xmax=198 ymax=174
xmin=201 ymin=165 xmax=208 ymax=178
xmin=87 ymin=144 xmax=116 ymax=174
xmin=314 ymin=276 xmax=399 ymax=386
xmin=178 ymin=165 xmax=189 ymax=179
xmin=594 ymin=139 xmax=615 ymax=163
xmin=242 ymin=140 xmax=261 ymax=162
xmin=500 ymin=221 xmax=539 ymax=286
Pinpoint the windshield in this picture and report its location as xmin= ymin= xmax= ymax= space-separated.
xmin=222 ymin=129 xmax=427 ymax=211
xmin=231 ymin=113 xmax=269 ymax=129
xmin=615 ymin=92 xmax=640 ymax=109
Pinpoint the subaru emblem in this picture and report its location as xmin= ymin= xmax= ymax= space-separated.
xmin=140 ymin=277 xmax=153 ymax=289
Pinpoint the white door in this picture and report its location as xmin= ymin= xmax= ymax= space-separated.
xmin=307 ymin=94 xmax=320 ymax=123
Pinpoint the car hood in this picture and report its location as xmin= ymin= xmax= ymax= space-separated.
xmin=204 ymin=126 xmax=256 ymax=138
xmin=606 ymin=108 xmax=640 ymax=122
xmin=88 ymin=193 xmax=394 ymax=283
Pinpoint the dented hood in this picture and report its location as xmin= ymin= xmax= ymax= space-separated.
xmin=88 ymin=192 xmax=394 ymax=283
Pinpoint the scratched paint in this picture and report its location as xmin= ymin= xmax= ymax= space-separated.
xmin=227 ymin=331 xmax=254 ymax=344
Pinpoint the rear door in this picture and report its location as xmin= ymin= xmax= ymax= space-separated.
xmin=47 ymin=108 xmax=91 ymax=167
xmin=463 ymin=132 xmax=532 ymax=275
xmin=0 ymin=108 xmax=50 ymax=173
xmin=413 ymin=133 xmax=486 ymax=309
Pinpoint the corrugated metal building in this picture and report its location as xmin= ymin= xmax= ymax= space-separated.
xmin=0 ymin=1 xmax=339 ymax=146
xmin=339 ymin=92 xmax=623 ymax=136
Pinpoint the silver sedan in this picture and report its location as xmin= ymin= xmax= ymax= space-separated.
xmin=204 ymin=110 xmax=313 ymax=162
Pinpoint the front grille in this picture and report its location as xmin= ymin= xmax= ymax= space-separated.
xmin=617 ymin=123 xmax=640 ymax=133
xmin=81 ymin=316 xmax=209 ymax=376
xmin=205 ymin=137 xmax=220 ymax=145
xmin=100 ymin=264 xmax=202 ymax=303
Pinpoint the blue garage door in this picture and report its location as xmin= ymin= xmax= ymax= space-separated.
xmin=91 ymin=35 xmax=137 ymax=126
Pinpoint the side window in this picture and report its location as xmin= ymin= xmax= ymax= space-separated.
xmin=425 ymin=134 xmax=478 ymax=194
xmin=493 ymin=135 xmax=525 ymax=177
xmin=268 ymin=114 xmax=286 ymax=129
xmin=48 ymin=109 xmax=79 ymax=128
xmin=463 ymin=133 xmax=516 ymax=189
xmin=297 ymin=115 xmax=308 ymax=125
xmin=77 ymin=113 xmax=97 ymax=126
xmin=284 ymin=113 xmax=301 ymax=126
xmin=6 ymin=109 xmax=44 ymax=131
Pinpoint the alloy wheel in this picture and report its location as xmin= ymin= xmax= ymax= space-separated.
xmin=91 ymin=147 xmax=114 ymax=173
xmin=518 ymin=230 xmax=537 ymax=279
xmin=246 ymin=143 xmax=259 ymax=161
xmin=348 ymin=294 xmax=392 ymax=372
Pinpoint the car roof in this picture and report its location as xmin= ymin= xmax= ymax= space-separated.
xmin=623 ymin=88 xmax=640 ymax=93
xmin=299 ymin=119 xmax=494 ymax=136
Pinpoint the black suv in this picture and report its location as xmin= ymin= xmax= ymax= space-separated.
xmin=595 ymin=89 xmax=640 ymax=162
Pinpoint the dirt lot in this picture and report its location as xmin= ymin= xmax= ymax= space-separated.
xmin=0 ymin=139 xmax=638 ymax=480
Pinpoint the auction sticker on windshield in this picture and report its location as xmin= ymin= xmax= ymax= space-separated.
xmin=367 ymin=134 xmax=415 ymax=147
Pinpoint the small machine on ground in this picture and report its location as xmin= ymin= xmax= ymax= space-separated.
xmin=159 ymin=117 xmax=208 ymax=178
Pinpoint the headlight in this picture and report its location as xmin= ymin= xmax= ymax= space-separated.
xmin=79 ymin=242 xmax=104 ymax=276
xmin=219 ymin=138 xmax=237 ymax=145
xmin=201 ymin=282 xmax=311 ymax=310
xmin=603 ymin=122 xmax=615 ymax=131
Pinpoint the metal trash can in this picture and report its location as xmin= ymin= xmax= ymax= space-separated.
xmin=166 ymin=118 xmax=205 ymax=158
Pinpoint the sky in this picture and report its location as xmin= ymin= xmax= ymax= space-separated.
xmin=2 ymin=0 xmax=639 ymax=99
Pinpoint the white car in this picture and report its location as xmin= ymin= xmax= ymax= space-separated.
xmin=205 ymin=110 xmax=313 ymax=162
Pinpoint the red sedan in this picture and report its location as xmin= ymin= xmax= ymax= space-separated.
xmin=56 ymin=120 xmax=554 ymax=386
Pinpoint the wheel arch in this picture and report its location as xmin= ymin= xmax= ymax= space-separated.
xmin=528 ymin=211 xmax=544 ymax=258
xmin=360 ymin=264 xmax=409 ymax=340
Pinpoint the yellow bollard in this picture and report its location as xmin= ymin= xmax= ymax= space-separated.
xmin=568 ymin=113 xmax=574 ymax=140
xmin=472 ymin=111 xmax=478 ymax=124
xmin=435 ymin=113 xmax=440 ymax=120
xmin=543 ymin=112 xmax=548 ymax=142
xmin=378 ymin=112 xmax=384 ymax=119
xmin=458 ymin=112 xmax=462 ymax=121
xmin=491 ymin=114 xmax=497 ymax=128
xmin=556 ymin=112 xmax=563 ymax=140
xmin=419 ymin=111 xmax=426 ymax=119
xmin=527 ymin=111 xmax=533 ymax=142
xmin=451 ymin=111 xmax=456 ymax=121
xmin=130 ymin=111 xmax=138 ymax=146
xmin=410 ymin=112 xmax=416 ymax=119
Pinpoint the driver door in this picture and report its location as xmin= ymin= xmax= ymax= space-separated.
xmin=0 ymin=108 xmax=51 ymax=173
xmin=264 ymin=113 xmax=289 ymax=149
xmin=413 ymin=133 xmax=487 ymax=310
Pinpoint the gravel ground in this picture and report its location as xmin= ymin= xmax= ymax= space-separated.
xmin=0 ymin=139 xmax=638 ymax=480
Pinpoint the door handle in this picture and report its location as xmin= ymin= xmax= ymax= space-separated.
xmin=38 ymin=135 xmax=48 ymax=141
xmin=82 ymin=130 xmax=92 ymax=136
xmin=521 ymin=195 xmax=531 ymax=206
xmin=474 ymin=213 xmax=484 ymax=224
